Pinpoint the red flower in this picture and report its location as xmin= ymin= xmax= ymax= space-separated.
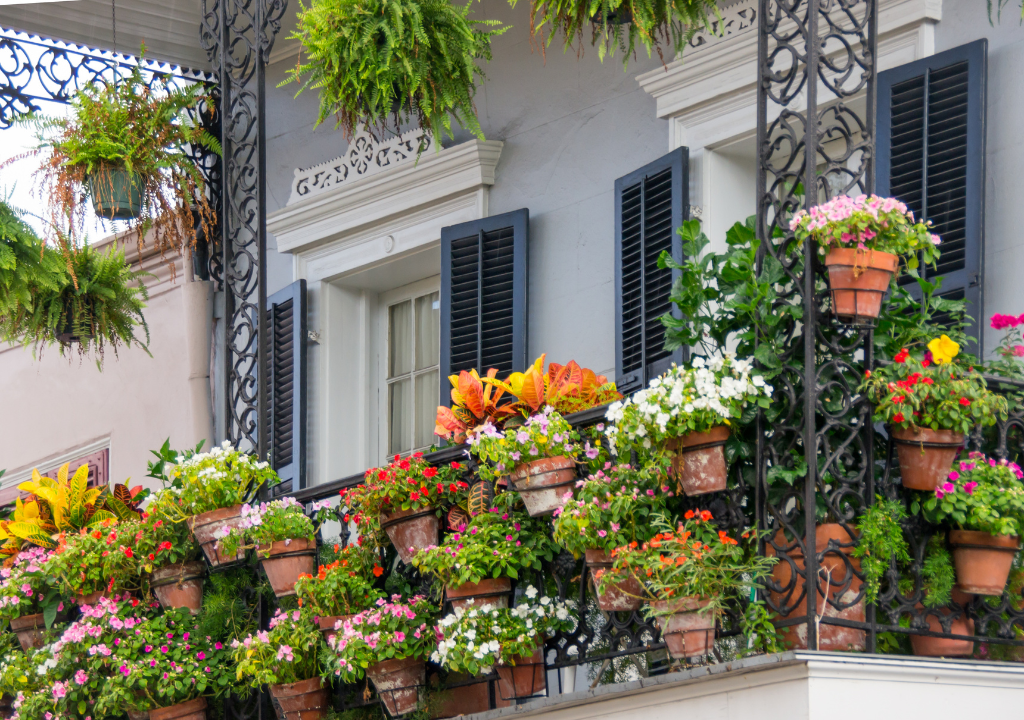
xmin=684 ymin=510 xmax=695 ymax=520
xmin=148 ymin=554 xmax=155 ymax=561
xmin=451 ymin=462 xmax=462 ymax=470
xmin=399 ymin=460 xmax=411 ymax=471
xmin=410 ymin=492 xmax=420 ymax=501
xmin=922 ymin=377 xmax=934 ymax=385
xmin=373 ymin=565 xmax=384 ymax=577
xmin=894 ymin=348 xmax=909 ymax=363
xmin=423 ymin=467 xmax=438 ymax=479
xmin=413 ymin=452 xmax=424 ymax=459
xmin=700 ymin=510 xmax=713 ymax=522
xmin=893 ymin=412 xmax=905 ymax=423
xmin=960 ymin=397 xmax=971 ymax=406
xmin=864 ymin=370 xmax=872 ymax=378
xmin=892 ymin=395 xmax=905 ymax=404
xmin=123 ymin=547 xmax=133 ymax=559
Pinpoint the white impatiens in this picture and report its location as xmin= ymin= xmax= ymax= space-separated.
xmin=605 ymin=353 xmax=772 ymax=455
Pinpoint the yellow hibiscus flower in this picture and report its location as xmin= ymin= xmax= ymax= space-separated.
xmin=927 ymin=335 xmax=960 ymax=365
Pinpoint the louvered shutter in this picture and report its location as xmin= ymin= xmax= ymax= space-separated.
xmin=614 ymin=148 xmax=688 ymax=395
xmin=268 ymin=279 xmax=307 ymax=491
xmin=440 ymin=210 xmax=529 ymax=397
xmin=877 ymin=40 xmax=987 ymax=354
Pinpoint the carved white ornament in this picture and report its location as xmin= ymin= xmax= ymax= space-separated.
xmin=687 ymin=1 xmax=757 ymax=50
xmin=287 ymin=128 xmax=436 ymax=205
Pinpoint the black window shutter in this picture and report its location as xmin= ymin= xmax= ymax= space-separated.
xmin=614 ymin=147 xmax=689 ymax=395
xmin=440 ymin=209 xmax=529 ymax=402
xmin=876 ymin=40 xmax=987 ymax=355
xmin=268 ymin=279 xmax=307 ymax=491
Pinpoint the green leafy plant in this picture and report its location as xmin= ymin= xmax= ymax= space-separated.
xmin=162 ymin=442 xmax=280 ymax=518
xmin=0 ymin=198 xmax=66 ymax=343
xmin=467 ymin=408 xmax=581 ymax=484
xmin=47 ymin=521 xmax=144 ymax=599
xmin=295 ymin=542 xmax=385 ymax=617
xmin=285 ymin=0 xmax=507 ymax=142
xmin=217 ymin=496 xmax=333 ymax=559
xmin=874 ymin=273 xmax=972 ymax=362
xmin=341 ymin=454 xmax=468 ymax=525
xmin=324 ymin=595 xmax=437 ymax=682
xmin=918 ymin=535 xmax=955 ymax=608
xmin=134 ymin=493 xmax=200 ymax=570
xmin=412 ymin=501 xmax=558 ymax=586
xmin=852 ymin=498 xmax=910 ymax=604
xmin=146 ymin=438 xmax=206 ymax=483
xmin=920 ymin=453 xmax=1024 ymax=537
xmin=233 ymin=607 xmax=324 ymax=687
xmin=0 ymin=545 xmax=63 ymax=629
xmin=432 ymin=586 xmax=573 ymax=674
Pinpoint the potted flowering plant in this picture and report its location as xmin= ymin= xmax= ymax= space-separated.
xmin=790 ymin=194 xmax=941 ymax=323
xmin=216 ymin=497 xmax=334 ymax=597
xmin=95 ymin=606 xmax=233 ymax=720
xmin=138 ymin=492 xmax=204 ymax=613
xmin=47 ymin=522 xmax=143 ymax=605
xmin=411 ymin=498 xmax=558 ymax=611
xmin=164 ymin=442 xmax=280 ymax=567
xmin=0 ymin=546 xmax=62 ymax=651
xmin=603 ymin=511 xmax=775 ymax=659
xmin=233 ymin=608 xmax=329 ymax=720
xmin=552 ymin=462 xmax=669 ymax=611
xmin=862 ymin=339 xmax=1007 ymax=490
xmin=605 ymin=355 xmax=771 ymax=495
xmin=468 ymin=408 xmax=581 ymax=516
xmin=294 ymin=542 xmax=385 ymax=639
xmin=432 ymin=587 xmax=573 ymax=701
xmin=325 ymin=595 xmax=437 ymax=717
xmin=341 ymin=454 xmax=468 ymax=564
xmin=918 ymin=453 xmax=1024 ymax=596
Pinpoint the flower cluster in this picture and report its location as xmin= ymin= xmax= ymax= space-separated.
xmin=432 ymin=587 xmax=572 ymax=675
xmin=165 ymin=442 xmax=279 ymax=517
xmin=294 ymin=542 xmax=384 ymax=617
xmin=790 ymin=194 xmax=941 ymax=264
xmin=412 ymin=503 xmax=559 ymax=587
xmin=605 ymin=355 xmax=771 ymax=455
xmin=233 ymin=608 xmax=322 ymax=687
xmin=216 ymin=496 xmax=331 ymax=559
xmin=341 ymin=453 xmax=468 ymax=528
xmin=468 ymin=408 xmax=582 ymax=483
xmin=861 ymin=342 xmax=1007 ymax=434
xmin=324 ymin=596 xmax=437 ymax=683
xmin=552 ymin=463 xmax=668 ymax=557
xmin=921 ymin=453 xmax=1024 ymax=537
xmin=46 ymin=521 xmax=145 ymax=599
xmin=133 ymin=494 xmax=199 ymax=570
xmin=0 ymin=546 xmax=59 ymax=625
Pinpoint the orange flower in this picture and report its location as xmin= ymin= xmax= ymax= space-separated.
xmin=334 ymin=544 xmax=340 ymax=553
xmin=684 ymin=510 xmax=695 ymax=520
xmin=297 ymin=598 xmax=303 ymax=607
xmin=373 ymin=565 xmax=384 ymax=577
xmin=700 ymin=510 xmax=713 ymax=522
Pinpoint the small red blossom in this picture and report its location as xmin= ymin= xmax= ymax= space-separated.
xmin=960 ymin=397 xmax=971 ymax=406
xmin=893 ymin=412 xmax=905 ymax=423
xmin=894 ymin=348 xmax=909 ymax=363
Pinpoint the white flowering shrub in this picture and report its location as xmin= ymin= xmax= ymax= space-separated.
xmin=604 ymin=354 xmax=772 ymax=455
xmin=164 ymin=441 xmax=280 ymax=516
xmin=431 ymin=586 xmax=573 ymax=675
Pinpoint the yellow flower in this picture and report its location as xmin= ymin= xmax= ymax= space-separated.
xmin=538 ymin=435 xmax=548 ymax=444
xmin=928 ymin=335 xmax=960 ymax=365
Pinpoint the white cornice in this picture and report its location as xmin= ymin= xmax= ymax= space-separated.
xmin=268 ymin=139 xmax=504 ymax=256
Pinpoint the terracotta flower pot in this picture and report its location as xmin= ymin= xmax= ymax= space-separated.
xmin=127 ymin=709 xmax=150 ymax=720
xmin=189 ymin=505 xmax=246 ymax=567
xmin=89 ymin=165 xmax=144 ymax=220
xmin=318 ymin=613 xmax=355 ymax=641
xmin=892 ymin=428 xmax=964 ymax=491
xmin=910 ymin=589 xmax=975 ymax=657
xmin=366 ymin=657 xmax=425 ymax=717
xmin=509 ymin=456 xmax=577 ymax=517
xmin=949 ymin=530 xmax=1020 ymax=596
xmin=665 ymin=426 xmax=730 ymax=495
xmin=496 ymin=646 xmax=546 ymax=700
xmin=380 ymin=508 xmax=440 ymax=565
xmin=651 ymin=597 xmax=716 ymax=659
xmin=269 ymin=677 xmax=329 ymax=720
xmin=152 ymin=561 xmax=206 ymax=614
xmin=150 ymin=698 xmax=207 ymax=720
xmin=258 ymin=539 xmax=317 ymax=598
xmin=768 ymin=524 xmax=866 ymax=651
xmin=431 ymin=674 xmax=510 ymax=717
xmin=586 ymin=549 xmax=641 ymax=612
xmin=446 ymin=577 xmax=512 ymax=612
xmin=10 ymin=612 xmax=46 ymax=652
xmin=76 ymin=590 xmax=109 ymax=607
xmin=824 ymin=247 xmax=899 ymax=323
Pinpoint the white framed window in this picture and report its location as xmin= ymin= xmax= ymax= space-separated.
xmin=378 ymin=276 xmax=441 ymax=460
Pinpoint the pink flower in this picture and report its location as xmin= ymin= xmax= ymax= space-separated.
xmin=74 ymin=670 xmax=88 ymax=686
xmin=597 ymin=530 xmax=607 ymax=538
xmin=215 ymin=642 xmax=223 ymax=650
xmin=145 ymin=645 xmax=153 ymax=652
xmin=161 ymin=645 xmax=169 ymax=653
xmin=119 ymin=665 xmax=129 ymax=677
xmin=610 ymin=523 xmax=621 ymax=532
xmin=942 ymin=482 xmax=955 ymax=493
xmin=948 ymin=471 xmax=960 ymax=481
xmin=394 ymin=631 xmax=406 ymax=642
xmin=197 ymin=651 xmax=206 ymax=660
xmin=964 ymin=481 xmax=979 ymax=495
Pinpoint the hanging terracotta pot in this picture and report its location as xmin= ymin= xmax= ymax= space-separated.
xmin=585 ymin=549 xmax=641 ymax=612
xmin=269 ymin=677 xmax=329 ymax=720
xmin=10 ymin=612 xmax=46 ymax=652
xmin=664 ymin=426 xmax=730 ymax=495
xmin=380 ymin=508 xmax=439 ymax=564
xmin=257 ymin=539 xmax=317 ymax=597
xmin=824 ymin=247 xmax=899 ymax=323
xmin=650 ymin=597 xmax=716 ymax=659
xmin=949 ymin=530 xmax=1019 ymax=596
xmin=909 ymin=589 xmax=975 ymax=657
xmin=768 ymin=524 xmax=866 ymax=651
xmin=509 ymin=456 xmax=576 ymax=517
xmin=188 ymin=505 xmax=246 ymax=567
xmin=89 ymin=164 xmax=144 ymax=221
xmin=317 ymin=613 xmax=355 ymax=642
xmin=431 ymin=674 xmax=510 ymax=717
xmin=149 ymin=698 xmax=207 ymax=720
xmin=447 ymin=577 xmax=512 ymax=612
xmin=496 ymin=646 xmax=546 ymax=700
xmin=152 ymin=561 xmax=206 ymax=614
xmin=892 ymin=428 xmax=963 ymax=491
xmin=366 ymin=657 xmax=425 ymax=717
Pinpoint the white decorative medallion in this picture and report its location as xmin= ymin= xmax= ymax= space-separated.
xmin=287 ymin=128 xmax=436 ymax=205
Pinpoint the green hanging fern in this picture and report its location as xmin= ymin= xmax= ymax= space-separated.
xmin=284 ymin=0 xmax=507 ymax=141
xmin=0 ymin=199 xmax=67 ymax=337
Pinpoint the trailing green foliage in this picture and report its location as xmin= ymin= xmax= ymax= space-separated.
xmin=852 ymin=498 xmax=910 ymax=605
xmin=919 ymin=535 xmax=955 ymax=608
xmin=0 ymin=199 xmax=66 ymax=341
xmin=874 ymin=273 xmax=973 ymax=362
xmin=285 ymin=0 xmax=506 ymax=142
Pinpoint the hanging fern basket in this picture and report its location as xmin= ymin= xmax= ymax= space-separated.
xmin=54 ymin=301 xmax=94 ymax=345
xmin=88 ymin=165 xmax=144 ymax=221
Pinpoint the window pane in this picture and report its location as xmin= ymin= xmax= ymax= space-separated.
xmin=415 ymin=292 xmax=440 ymax=371
xmin=389 ymin=378 xmax=412 ymax=456
xmin=389 ymin=301 xmax=412 ymax=378
xmin=414 ymin=370 xmax=440 ymax=449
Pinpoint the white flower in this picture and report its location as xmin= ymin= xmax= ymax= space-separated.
xmin=555 ymin=607 xmax=568 ymax=621
xmin=525 ymin=586 xmax=538 ymax=599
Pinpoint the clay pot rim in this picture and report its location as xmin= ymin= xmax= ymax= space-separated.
xmin=269 ymin=676 xmax=324 ymax=696
xmin=256 ymin=537 xmax=317 ymax=557
xmin=379 ymin=506 xmax=437 ymax=529
xmin=650 ymin=595 xmax=714 ymax=614
xmin=318 ymin=613 xmax=356 ymax=630
xmin=10 ymin=612 xmax=46 ymax=631
xmin=949 ymin=529 xmax=1021 ymax=550
xmin=188 ymin=504 xmax=244 ymax=525
xmin=149 ymin=696 xmax=207 ymax=720
xmin=891 ymin=427 xmax=965 ymax=447
xmin=667 ymin=426 xmax=731 ymax=451
xmin=771 ymin=523 xmax=860 ymax=558
xmin=509 ymin=455 xmax=575 ymax=480
xmin=367 ymin=655 xmax=426 ymax=675
xmin=446 ymin=577 xmax=512 ymax=600
xmin=151 ymin=561 xmax=207 ymax=587
xmin=823 ymin=247 xmax=900 ymax=272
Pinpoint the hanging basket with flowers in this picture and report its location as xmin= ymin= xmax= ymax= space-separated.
xmin=294 ymin=542 xmax=385 ymax=640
